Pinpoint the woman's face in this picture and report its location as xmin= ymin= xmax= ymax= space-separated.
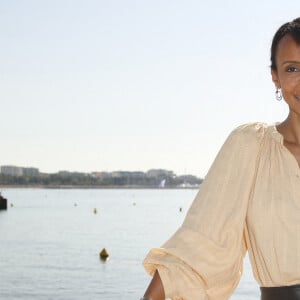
xmin=272 ymin=34 xmax=300 ymax=115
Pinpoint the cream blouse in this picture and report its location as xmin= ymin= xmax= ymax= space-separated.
xmin=143 ymin=122 xmax=300 ymax=300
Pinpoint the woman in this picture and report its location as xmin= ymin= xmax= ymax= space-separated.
xmin=140 ymin=17 xmax=300 ymax=300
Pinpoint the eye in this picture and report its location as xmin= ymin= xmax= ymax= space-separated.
xmin=286 ymin=66 xmax=299 ymax=72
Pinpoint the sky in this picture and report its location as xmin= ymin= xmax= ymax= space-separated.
xmin=0 ymin=1 xmax=299 ymax=177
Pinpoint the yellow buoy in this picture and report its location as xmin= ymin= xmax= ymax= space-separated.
xmin=100 ymin=248 xmax=109 ymax=261
xmin=93 ymin=208 xmax=97 ymax=214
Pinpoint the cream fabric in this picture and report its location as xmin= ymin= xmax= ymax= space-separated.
xmin=143 ymin=122 xmax=300 ymax=300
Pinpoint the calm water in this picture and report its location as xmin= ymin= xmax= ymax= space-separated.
xmin=0 ymin=189 xmax=260 ymax=300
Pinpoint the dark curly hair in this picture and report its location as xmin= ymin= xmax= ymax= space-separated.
xmin=271 ymin=17 xmax=300 ymax=71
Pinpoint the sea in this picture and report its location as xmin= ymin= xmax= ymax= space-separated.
xmin=0 ymin=188 xmax=260 ymax=300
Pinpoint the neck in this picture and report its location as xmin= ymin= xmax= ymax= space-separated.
xmin=277 ymin=113 xmax=300 ymax=145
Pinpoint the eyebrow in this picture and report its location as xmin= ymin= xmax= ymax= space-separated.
xmin=281 ymin=60 xmax=300 ymax=66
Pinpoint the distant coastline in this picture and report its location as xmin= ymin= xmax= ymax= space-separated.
xmin=0 ymin=185 xmax=200 ymax=190
xmin=0 ymin=165 xmax=203 ymax=189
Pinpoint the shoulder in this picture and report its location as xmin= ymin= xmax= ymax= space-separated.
xmin=230 ymin=122 xmax=268 ymax=141
xmin=221 ymin=122 xmax=269 ymax=153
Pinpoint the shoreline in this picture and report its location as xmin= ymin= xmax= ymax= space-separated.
xmin=0 ymin=185 xmax=200 ymax=190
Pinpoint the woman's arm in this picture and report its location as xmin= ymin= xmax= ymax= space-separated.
xmin=143 ymin=270 xmax=165 ymax=300
xmin=142 ymin=124 xmax=266 ymax=299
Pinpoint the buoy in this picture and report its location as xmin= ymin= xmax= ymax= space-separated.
xmin=179 ymin=207 xmax=182 ymax=212
xmin=93 ymin=208 xmax=97 ymax=214
xmin=10 ymin=203 xmax=14 ymax=207
xmin=74 ymin=203 xmax=77 ymax=207
xmin=133 ymin=202 xmax=136 ymax=206
xmin=100 ymin=248 xmax=109 ymax=261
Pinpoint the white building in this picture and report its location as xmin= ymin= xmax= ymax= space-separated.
xmin=0 ymin=165 xmax=39 ymax=176
xmin=0 ymin=165 xmax=23 ymax=176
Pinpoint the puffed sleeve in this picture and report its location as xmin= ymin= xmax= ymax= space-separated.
xmin=143 ymin=123 xmax=266 ymax=300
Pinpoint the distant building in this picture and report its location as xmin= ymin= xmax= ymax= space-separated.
xmin=111 ymin=171 xmax=131 ymax=178
xmin=146 ymin=169 xmax=175 ymax=178
xmin=57 ymin=171 xmax=86 ymax=176
xmin=0 ymin=165 xmax=39 ymax=176
xmin=23 ymin=167 xmax=39 ymax=176
xmin=91 ymin=172 xmax=111 ymax=179
xmin=0 ymin=165 xmax=23 ymax=176
xmin=111 ymin=171 xmax=145 ymax=178
xmin=58 ymin=170 xmax=72 ymax=176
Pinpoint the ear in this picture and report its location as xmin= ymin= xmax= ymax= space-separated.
xmin=271 ymin=68 xmax=281 ymax=88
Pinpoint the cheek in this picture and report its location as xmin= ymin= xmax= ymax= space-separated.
xmin=295 ymin=74 xmax=300 ymax=86
xmin=281 ymin=75 xmax=300 ymax=91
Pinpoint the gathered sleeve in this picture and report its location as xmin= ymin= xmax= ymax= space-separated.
xmin=143 ymin=123 xmax=266 ymax=300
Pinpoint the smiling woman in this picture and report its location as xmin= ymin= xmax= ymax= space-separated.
xmin=140 ymin=17 xmax=300 ymax=300
xmin=271 ymin=18 xmax=300 ymax=167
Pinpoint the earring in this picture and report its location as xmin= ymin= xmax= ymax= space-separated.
xmin=276 ymin=88 xmax=282 ymax=101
